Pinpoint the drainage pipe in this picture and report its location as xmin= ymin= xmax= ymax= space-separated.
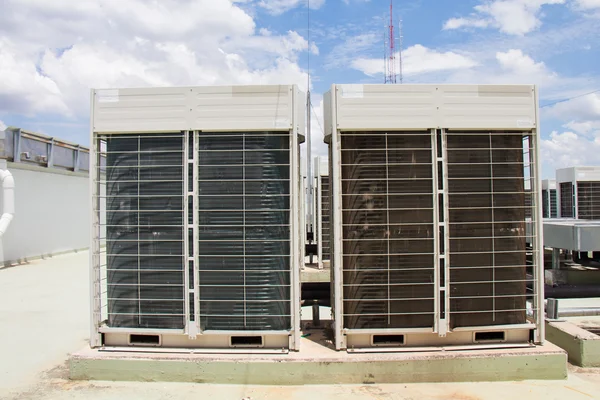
xmin=0 ymin=168 xmax=14 ymax=237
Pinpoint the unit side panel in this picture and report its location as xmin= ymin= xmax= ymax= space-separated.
xmin=93 ymin=86 xmax=295 ymax=133
xmin=556 ymin=167 xmax=577 ymax=184
xmin=439 ymin=85 xmax=536 ymax=129
xmin=93 ymin=88 xmax=190 ymax=133
xmin=192 ymin=86 xmax=293 ymax=131
xmin=324 ymin=90 xmax=333 ymax=138
xmin=335 ymin=85 xmax=437 ymax=130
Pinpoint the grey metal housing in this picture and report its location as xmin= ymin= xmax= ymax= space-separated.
xmin=90 ymin=85 xmax=304 ymax=351
xmin=324 ymin=84 xmax=544 ymax=351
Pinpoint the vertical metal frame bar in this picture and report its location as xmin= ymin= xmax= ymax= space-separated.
xmin=193 ymin=130 xmax=200 ymax=332
xmin=74 ymin=145 xmax=81 ymax=172
xmin=441 ymin=129 xmax=451 ymax=335
xmin=574 ymin=181 xmax=579 ymax=219
xmin=183 ymin=130 xmax=192 ymax=336
xmin=532 ymin=86 xmax=545 ymax=343
xmin=316 ymin=164 xmax=324 ymax=269
xmin=47 ymin=138 xmax=54 ymax=168
xmin=331 ymin=86 xmax=345 ymax=350
xmin=89 ymin=90 xmax=102 ymax=347
xmin=431 ymin=129 xmax=440 ymax=334
xmin=290 ymin=86 xmax=301 ymax=350
xmin=12 ymin=128 xmax=21 ymax=163
xmin=434 ymin=128 xmax=450 ymax=336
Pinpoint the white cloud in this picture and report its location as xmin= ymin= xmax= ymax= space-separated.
xmin=0 ymin=0 xmax=315 ymax=121
xmin=541 ymin=130 xmax=600 ymax=172
xmin=496 ymin=49 xmax=550 ymax=75
xmin=544 ymin=93 xmax=600 ymax=123
xmin=564 ymin=120 xmax=600 ymax=136
xmin=0 ymin=119 xmax=6 ymax=131
xmin=351 ymin=44 xmax=478 ymax=77
xmin=443 ymin=17 xmax=490 ymax=30
xmin=575 ymin=0 xmax=600 ymax=9
xmin=0 ymin=39 xmax=69 ymax=116
xmin=443 ymin=0 xmax=565 ymax=35
xmin=258 ymin=0 xmax=325 ymax=15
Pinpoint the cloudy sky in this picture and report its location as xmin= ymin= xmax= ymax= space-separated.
xmin=1 ymin=0 xmax=599 ymax=178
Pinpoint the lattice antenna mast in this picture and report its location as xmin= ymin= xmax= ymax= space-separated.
xmin=398 ymin=18 xmax=403 ymax=84
xmin=385 ymin=0 xmax=397 ymax=84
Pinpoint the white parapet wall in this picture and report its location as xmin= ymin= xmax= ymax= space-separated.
xmin=0 ymin=162 xmax=89 ymax=265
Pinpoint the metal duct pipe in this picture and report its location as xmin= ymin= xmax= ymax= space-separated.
xmin=0 ymin=168 xmax=15 ymax=237
xmin=557 ymin=308 xmax=600 ymax=317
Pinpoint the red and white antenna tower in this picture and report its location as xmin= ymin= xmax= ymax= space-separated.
xmin=384 ymin=0 xmax=396 ymax=84
xmin=384 ymin=1 xmax=403 ymax=84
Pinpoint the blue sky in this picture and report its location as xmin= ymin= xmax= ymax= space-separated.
xmin=1 ymin=0 xmax=599 ymax=178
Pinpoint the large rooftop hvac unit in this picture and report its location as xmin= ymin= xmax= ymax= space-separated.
xmin=324 ymin=84 xmax=544 ymax=350
xmin=314 ymin=156 xmax=330 ymax=269
xmin=542 ymin=179 xmax=557 ymax=218
xmin=90 ymin=85 xmax=304 ymax=350
xmin=557 ymin=167 xmax=600 ymax=220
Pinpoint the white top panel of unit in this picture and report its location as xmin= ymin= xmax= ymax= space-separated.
xmin=556 ymin=166 xmax=600 ymax=183
xmin=92 ymin=85 xmax=301 ymax=133
xmin=313 ymin=156 xmax=328 ymax=177
xmin=329 ymin=84 xmax=537 ymax=131
xmin=542 ymin=179 xmax=556 ymax=190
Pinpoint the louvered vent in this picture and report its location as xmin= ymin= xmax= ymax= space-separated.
xmin=197 ymin=132 xmax=291 ymax=331
xmin=103 ymin=133 xmax=185 ymax=329
xmin=320 ymin=175 xmax=331 ymax=261
xmin=560 ymin=183 xmax=574 ymax=218
xmin=550 ymin=189 xmax=558 ymax=218
xmin=446 ymin=132 xmax=528 ymax=328
xmin=542 ymin=189 xmax=558 ymax=218
xmin=577 ymin=182 xmax=600 ymax=219
xmin=339 ymin=132 xmax=435 ymax=330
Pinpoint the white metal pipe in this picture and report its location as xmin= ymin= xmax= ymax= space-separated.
xmin=0 ymin=168 xmax=15 ymax=237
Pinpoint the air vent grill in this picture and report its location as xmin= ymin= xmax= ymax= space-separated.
xmin=339 ymin=131 xmax=435 ymax=330
xmin=197 ymin=132 xmax=291 ymax=331
xmin=446 ymin=132 xmax=528 ymax=328
xmin=103 ymin=133 xmax=185 ymax=329
xmin=320 ymin=175 xmax=331 ymax=261
xmin=577 ymin=181 xmax=600 ymax=220
xmin=560 ymin=183 xmax=574 ymax=218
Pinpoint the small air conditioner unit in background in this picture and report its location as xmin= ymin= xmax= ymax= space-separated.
xmin=542 ymin=179 xmax=558 ymax=218
xmin=90 ymin=85 xmax=304 ymax=351
xmin=314 ymin=156 xmax=330 ymax=270
xmin=324 ymin=84 xmax=544 ymax=351
xmin=557 ymin=167 xmax=600 ymax=220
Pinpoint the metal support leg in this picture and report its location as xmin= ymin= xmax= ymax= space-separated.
xmin=552 ymin=248 xmax=560 ymax=270
xmin=312 ymin=301 xmax=320 ymax=328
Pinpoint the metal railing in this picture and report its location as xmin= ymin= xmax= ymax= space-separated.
xmin=1 ymin=127 xmax=92 ymax=172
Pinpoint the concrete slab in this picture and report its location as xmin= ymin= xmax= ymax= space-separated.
xmin=546 ymin=320 xmax=600 ymax=367
xmin=70 ymin=338 xmax=568 ymax=384
xmin=301 ymin=265 xmax=330 ymax=282
xmin=3 ymin=250 xmax=600 ymax=400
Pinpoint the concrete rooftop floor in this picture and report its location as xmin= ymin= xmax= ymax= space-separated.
xmin=1 ymin=251 xmax=600 ymax=399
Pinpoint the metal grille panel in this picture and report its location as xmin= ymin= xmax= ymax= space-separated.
xmin=320 ymin=175 xmax=331 ymax=261
xmin=103 ymin=133 xmax=185 ymax=329
xmin=577 ymin=181 xmax=600 ymax=220
xmin=446 ymin=132 xmax=529 ymax=328
xmin=543 ymin=189 xmax=558 ymax=218
xmin=197 ymin=132 xmax=292 ymax=331
xmin=339 ymin=132 xmax=435 ymax=329
xmin=560 ymin=183 xmax=574 ymax=218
